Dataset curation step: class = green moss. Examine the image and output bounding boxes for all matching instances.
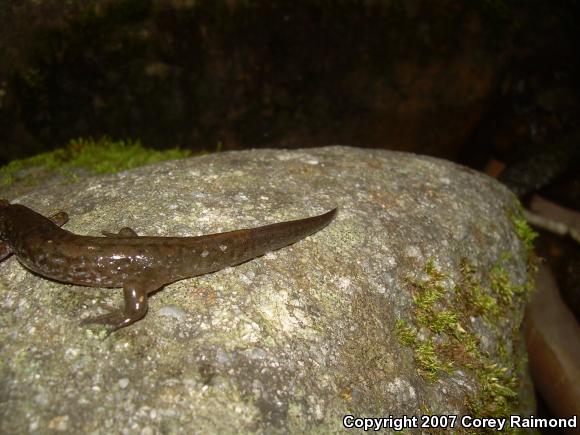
[490,264,526,306]
[429,310,459,334]
[460,260,500,319]
[397,258,528,431]
[505,202,539,304]
[508,203,538,263]
[458,259,528,431]
[0,136,193,186]
[67,137,192,174]
[412,282,445,309]
[470,363,519,419]
[415,339,454,382]
[395,319,417,347]
[396,319,453,382]
[511,215,537,256]
[400,262,464,381]
[424,257,445,280]
[470,286,499,318]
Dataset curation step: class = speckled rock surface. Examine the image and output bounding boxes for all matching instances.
[0,147,534,433]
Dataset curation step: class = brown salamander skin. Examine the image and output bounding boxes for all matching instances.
[0,199,336,335]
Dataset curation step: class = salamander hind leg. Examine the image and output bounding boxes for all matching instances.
[49,211,69,227]
[101,227,139,238]
[81,279,159,336]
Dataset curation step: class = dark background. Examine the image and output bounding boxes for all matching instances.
[1,1,578,175]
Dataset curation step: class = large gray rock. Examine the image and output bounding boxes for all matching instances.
[0,147,534,433]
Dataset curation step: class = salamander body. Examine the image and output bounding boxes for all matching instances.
[0,199,336,334]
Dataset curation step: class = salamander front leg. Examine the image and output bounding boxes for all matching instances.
[0,242,12,261]
[101,227,139,238]
[81,280,156,336]
[49,211,69,227]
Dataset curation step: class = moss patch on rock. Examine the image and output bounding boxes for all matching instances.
[396,255,533,432]
[0,136,192,187]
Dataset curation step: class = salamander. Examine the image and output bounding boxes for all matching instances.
[0,199,336,335]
